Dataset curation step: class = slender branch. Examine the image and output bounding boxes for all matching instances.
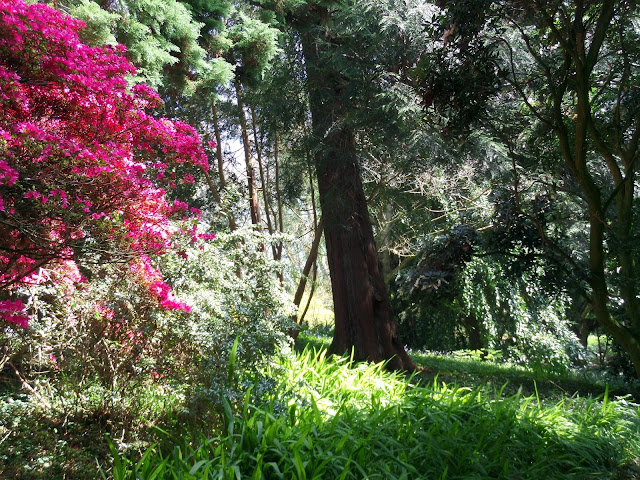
[292,217,324,309]
[585,1,616,73]
[8,360,51,409]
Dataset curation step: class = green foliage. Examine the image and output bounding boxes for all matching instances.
[60,0,215,93]
[392,223,584,374]
[0,256,193,477]
[0,382,185,480]
[462,257,583,373]
[417,0,640,377]
[66,0,118,46]
[180,0,232,39]
[0,227,295,479]
[387,157,586,374]
[411,1,505,136]
[155,227,295,410]
[225,11,280,85]
[104,347,640,479]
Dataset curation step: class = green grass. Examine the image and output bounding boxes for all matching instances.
[104,346,640,480]
[295,327,332,350]
[299,331,640,401]
[412,350,640,401]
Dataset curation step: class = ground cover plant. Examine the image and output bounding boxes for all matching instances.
[104,346,640,480]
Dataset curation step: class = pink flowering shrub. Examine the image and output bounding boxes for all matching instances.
[0,0,210,327]
[131,256,191,312]
[4,260,197,395]
[0,298,28,328]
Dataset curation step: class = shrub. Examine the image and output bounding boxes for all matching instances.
[392,236,585,373]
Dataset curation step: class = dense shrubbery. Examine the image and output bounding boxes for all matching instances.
[156,228,295,410]
[0,5,295,477]
[0,228,295,478]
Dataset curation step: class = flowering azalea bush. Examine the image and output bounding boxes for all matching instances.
[0,0,209,327]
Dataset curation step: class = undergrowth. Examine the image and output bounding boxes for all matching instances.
[104,347,640,480]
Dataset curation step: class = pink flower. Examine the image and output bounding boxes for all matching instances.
[0,299,29,328]
[0,0,212,312]
[0,160,18,186]
[182,173,194,184]
[49,353,59,370]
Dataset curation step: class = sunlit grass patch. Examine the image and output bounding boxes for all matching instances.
[296,328,333,352]
[413,349,640,401]
[106,347,640,480]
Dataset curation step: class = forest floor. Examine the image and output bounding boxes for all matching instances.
[293,330,640,479]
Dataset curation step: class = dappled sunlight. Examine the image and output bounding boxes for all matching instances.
[107,346,640,479]
[268,347,640,479]
[4,0,640,477]
[107,348,640,480]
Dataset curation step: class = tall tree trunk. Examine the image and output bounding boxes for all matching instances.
[274,133,285,260]
[299,260,318,325]
[587,203,640,378]
[524,0,640,378]
[289,156,322,340]
[293,217,324,311]
[211,101,238,232]
[272,133,285,283]
[615,161,640,336]
[307,145,318,231]
[212,102,227,189]
[378,203,394,280]
[300,16,414,371]
[574,154,640,378]
[234,78,262,228]
[251,106,275,237]
[250,107,284,281]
